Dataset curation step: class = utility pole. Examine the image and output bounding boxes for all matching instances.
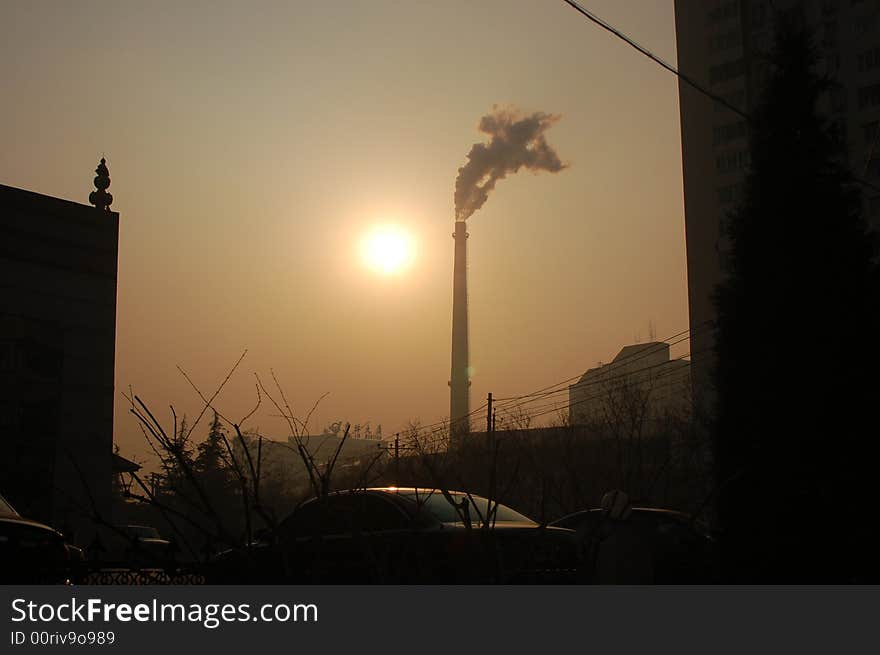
[394,433,400,485]
[487,393,498,528]
[487,392,493,435]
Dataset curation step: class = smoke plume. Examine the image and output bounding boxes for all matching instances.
[454,106,567,221]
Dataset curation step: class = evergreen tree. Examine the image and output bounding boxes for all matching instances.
[713,24,880,582]
[193,412,227,476]
[193,412,238,506]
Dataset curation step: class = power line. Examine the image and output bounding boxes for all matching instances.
[388,323,709,440]
[492,320,714,412]
[559,0,880,196]
[493,344,690,417]
[493,332,691,409]
[395,348,705,450]
[494,349,694,419]
[477,357,697,432]
[387,400,490,443]
[403,322,714,440]
[560,0,749,120]
[504,351,696,423]
[492,324,695,404]
[496,342,716,430]
[419,343,704,438]
[513,349,706,426]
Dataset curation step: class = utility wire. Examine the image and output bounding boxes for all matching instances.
[508,348,707,426]
[493,340,689,413]
[391,320,715,444]
[492,320,714,411]
[492,324,695,404]
[560,0,880,196]
[492,332,691,409]
[527,366,695,424]
[392,324,704,439]
[455,322,712,433]
[560,0,749,120]
[496,349,698,424]
[387,401,490,442]
[396,350,704,452]
[494,348,694,418]
[413,339,705,440]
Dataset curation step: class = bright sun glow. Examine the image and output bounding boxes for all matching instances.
[361,226,415,275]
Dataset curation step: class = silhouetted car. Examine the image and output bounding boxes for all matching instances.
[211,487,577,583]
[101,524,173,564]
[0,493,81,583]
[551,507,718,583]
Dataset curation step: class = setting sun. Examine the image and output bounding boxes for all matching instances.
[361,226,415,275]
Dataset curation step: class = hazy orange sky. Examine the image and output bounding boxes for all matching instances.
[1,1,688,466]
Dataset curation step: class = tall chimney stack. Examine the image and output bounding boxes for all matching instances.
[450,220,470,437]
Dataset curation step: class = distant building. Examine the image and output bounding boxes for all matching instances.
[234,433,386,494]
[568,342,691,429]
[111,452,141,501]
[0,160,118,542]
[674,1,880,407]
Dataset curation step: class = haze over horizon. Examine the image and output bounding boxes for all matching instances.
[0,1,688,468]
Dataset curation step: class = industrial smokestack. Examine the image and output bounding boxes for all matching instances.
[448,106,565,439]
[450,220,470,437]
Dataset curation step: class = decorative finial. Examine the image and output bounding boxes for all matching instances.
[89,157,113,210]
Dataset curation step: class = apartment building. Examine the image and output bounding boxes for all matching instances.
[674,0,880,405]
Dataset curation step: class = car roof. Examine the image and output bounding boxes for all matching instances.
[280,487,544,534]
[118,524,156,529]
[0,514,63,534]
[326,488,542,525]
[308,488,480,506]
[597,506,690,517]
[337,487,472,497]
[0,492,67,535]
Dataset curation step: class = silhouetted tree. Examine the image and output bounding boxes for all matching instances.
[193,414,229,483]
[192,412,238,512]
[713,24,880,581]
[156,415,196,500]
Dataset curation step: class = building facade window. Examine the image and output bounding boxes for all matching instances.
[710,58,746,84]
[824,51,842,72]
[853,13,877,37]
[713,120,749,145]
[778,6,807,28]
[823,21,839,49]
[864,156,880,177]
[750,1,771,27]
[716,150,751,174]
[858,82,880,108]
[714,88,746,112]
[709,30,741,52]
[0,341,16,371]
[830,86,848,112]
[716,183,743,204]
[0,401,21,428]
[822,0,839,16]
[857,46,880,72]
[829,118,847,146]
[708,2,739,24]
